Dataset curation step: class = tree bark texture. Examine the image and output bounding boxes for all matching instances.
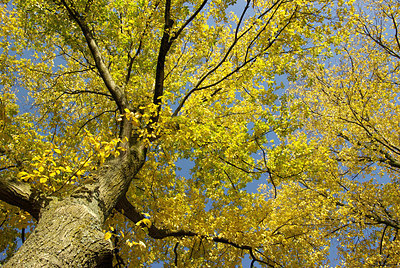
[2,142,147,267]
[4,197,113,268]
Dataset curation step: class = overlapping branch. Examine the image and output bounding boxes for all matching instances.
[116,195,278,267]
[151,0,174,124]
[58,0,128,114]
[149,0,210,127]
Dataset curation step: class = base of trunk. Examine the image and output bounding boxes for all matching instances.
[4,197,113,268]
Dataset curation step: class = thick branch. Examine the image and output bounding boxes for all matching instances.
[0,177,44,220]
[58,0,136,146]
[59,0,127,113]
[151,0,174,124]
[93,139,146,218]
[116,195,277,267]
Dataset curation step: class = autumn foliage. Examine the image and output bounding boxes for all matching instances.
[0,0,399,267]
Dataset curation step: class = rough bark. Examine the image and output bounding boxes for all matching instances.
[4,197,113,268]
[96,139,147,218]
[2,141,146,267]
[0,0,158,266]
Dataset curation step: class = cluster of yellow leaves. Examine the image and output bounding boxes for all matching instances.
[101,0,360,265]
[82,130,123,165]
[286,0,400,265]
[17,146,75,185]
[0,0,376,266]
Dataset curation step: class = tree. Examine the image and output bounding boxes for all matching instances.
[291,0,400,265]
[0,0,353,267]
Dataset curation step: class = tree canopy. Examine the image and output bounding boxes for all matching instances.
[0,0,399,267]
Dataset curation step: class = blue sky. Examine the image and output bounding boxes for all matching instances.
[2,0,386,267]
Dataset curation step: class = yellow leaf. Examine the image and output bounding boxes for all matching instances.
[132,118,140,127]
[17,171,29,178]
[138,241,146,248]
[104,232,112,240]
[136,218,152,228]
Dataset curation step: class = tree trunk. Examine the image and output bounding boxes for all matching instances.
[4,197,113,268]
[2,141,147,267]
